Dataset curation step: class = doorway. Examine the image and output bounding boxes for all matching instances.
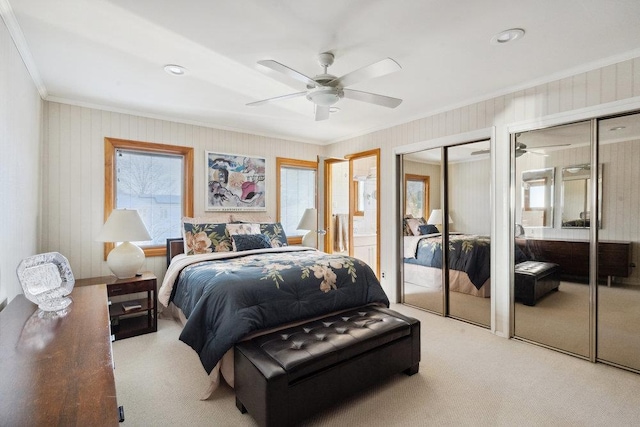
[323,149,380,277]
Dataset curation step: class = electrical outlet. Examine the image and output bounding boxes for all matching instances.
[381,272,386,278]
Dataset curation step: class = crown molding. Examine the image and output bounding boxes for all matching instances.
[0,0,47,98]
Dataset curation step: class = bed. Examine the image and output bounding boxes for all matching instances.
[158,223,389,398]
[403,233,491,297]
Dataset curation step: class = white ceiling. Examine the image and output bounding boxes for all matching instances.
[5,0,640,145]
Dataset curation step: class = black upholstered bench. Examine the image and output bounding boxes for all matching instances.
[515,261,561,306]
[234,306,420,427]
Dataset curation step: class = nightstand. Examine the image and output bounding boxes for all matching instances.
[75,272,157,340]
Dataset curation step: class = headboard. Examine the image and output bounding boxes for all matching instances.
[166,238,184,266]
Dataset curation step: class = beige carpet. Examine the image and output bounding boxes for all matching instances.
[404,282,491,327]
[515,281,640,369]
[113,303,640,426]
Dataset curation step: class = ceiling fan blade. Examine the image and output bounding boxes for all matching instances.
[315,105,330,121]
[526,150,549,156]
[471,149,490,155]
[343,89,402,108]
[257,60,318,87]
[330,58,401,88]
[246,91,306,106]
[535,143,571,149]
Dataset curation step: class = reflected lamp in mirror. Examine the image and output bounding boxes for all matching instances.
[427,209,452,232]
[297,208,319,248]
[16,252,75,312]
[96,209,151,279]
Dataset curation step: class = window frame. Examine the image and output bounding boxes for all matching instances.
[404,174,430,219]
[103,137,194,260]
[276,157,318,245]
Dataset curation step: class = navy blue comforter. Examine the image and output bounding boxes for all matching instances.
[404,234,490,289]
[170,249,389,373]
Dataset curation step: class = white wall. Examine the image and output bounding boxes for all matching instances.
[0,19,42,305]
[327,57,640,336]
[40,102,323,283]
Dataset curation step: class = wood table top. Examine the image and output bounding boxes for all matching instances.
[0,285,119,426]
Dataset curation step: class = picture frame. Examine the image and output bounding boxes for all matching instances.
[205,151,266,211]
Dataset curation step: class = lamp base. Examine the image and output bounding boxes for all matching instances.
[301,231,317,248]
[107,242,145,279]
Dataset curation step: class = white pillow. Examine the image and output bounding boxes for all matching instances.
[226,223,261,250]
[406,218,425,236]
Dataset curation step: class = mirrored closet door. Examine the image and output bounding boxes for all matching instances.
[446,142,491,327]
[402,148,444,314]
[597,112,640,371]
[513,121,592,357]
[401,140,492,328]
[513,112,640,372]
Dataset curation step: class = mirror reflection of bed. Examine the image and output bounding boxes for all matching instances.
[402,140,492,328]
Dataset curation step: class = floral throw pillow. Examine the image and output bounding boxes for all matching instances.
[259,222,288,247]
[182,218,232,255]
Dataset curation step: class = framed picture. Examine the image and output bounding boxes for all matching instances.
[205,152,266,211]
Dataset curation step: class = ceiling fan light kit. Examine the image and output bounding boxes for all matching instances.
[248,52,403,121]
[306,86,343,106]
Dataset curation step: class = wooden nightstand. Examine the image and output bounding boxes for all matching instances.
[75,272,157,340]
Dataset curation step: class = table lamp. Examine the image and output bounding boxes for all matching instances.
[427,209,453,232]
[96,209,151,279]
[297,208,319,248]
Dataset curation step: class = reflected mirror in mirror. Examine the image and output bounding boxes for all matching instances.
[521,168,554,228]
[561,164,602,228]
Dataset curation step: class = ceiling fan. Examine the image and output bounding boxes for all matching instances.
[247,52,403,121]
[471,142,570,157]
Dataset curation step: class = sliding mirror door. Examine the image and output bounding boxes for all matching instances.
[597,112,640,371]
[402,148,444,314]
[446,141,491,327]
[513,121,592,357]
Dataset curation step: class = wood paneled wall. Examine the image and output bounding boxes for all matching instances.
[0,21,43,303]
[40,103,323,283]
[448,158,491,236]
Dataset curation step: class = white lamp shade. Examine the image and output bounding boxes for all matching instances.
[297,208,317,231]
[427,209,453,225]
[297,208,318,248]
[96,209,151,242]
[96,209,151,279]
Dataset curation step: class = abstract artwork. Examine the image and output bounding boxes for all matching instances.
[205,152,266,211]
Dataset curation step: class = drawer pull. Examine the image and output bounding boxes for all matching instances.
[111,287,123,293]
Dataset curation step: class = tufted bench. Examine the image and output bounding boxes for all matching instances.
[234,306,420,427]
[515,261,561,306]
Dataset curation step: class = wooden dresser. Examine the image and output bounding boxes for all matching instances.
[516,237,632,284]
[0,285,120,426]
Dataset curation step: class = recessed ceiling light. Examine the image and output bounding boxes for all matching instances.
[490,28,525,45]
[609,126,626,131]
[164,64,187,76]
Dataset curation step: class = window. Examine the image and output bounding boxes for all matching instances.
[104,138,193,259]
[276,158,317,244]
[404,174,430,219]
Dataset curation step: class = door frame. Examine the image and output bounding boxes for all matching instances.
[345,149,381,277]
